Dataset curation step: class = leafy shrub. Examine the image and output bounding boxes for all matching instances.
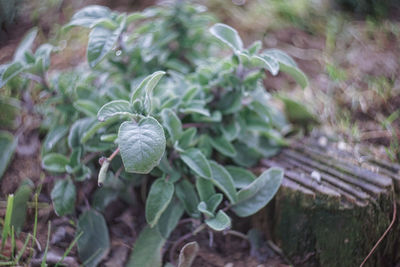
[0,2,307,266]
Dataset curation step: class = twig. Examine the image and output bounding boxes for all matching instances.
[359,194,397,267]
[107,147,120,162]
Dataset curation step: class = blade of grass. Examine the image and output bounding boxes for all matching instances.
[55,231,83,267]
[0,261,16,265]
[27,193,39,264]
[1,194,14,249]
[14,234,31,265]
[41,222,51,267]
[10,227,15,260]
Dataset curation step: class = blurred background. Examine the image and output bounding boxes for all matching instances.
[1,0,399,162]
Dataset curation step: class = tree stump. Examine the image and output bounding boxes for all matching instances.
[257,137,400,267]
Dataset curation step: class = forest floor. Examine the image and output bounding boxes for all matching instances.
[0,1,399,266]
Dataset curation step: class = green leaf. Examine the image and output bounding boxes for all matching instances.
[42,153,69,173]
[77,210,110,267]
[68,5,112,28]
[143,71,165,114]
[161,109,182,143]
[92,187,118,211]
[231,167,283,217]
[127,226,165,267]
[131,71,165,104]
[180,148,212,179]
[178,128,197,149]
[197,202,213,217]
[42,126,69,153]
[35,43,54,71]
[225,166,256,189]
[97,100,133,122]
[73,99,99,117]
[250,54,279,76]
[11,179,33,233]
[157,199,184,238]
[0,131,17,180]
[231,142,260,168]
[195,178,215,202]
[87,23,124,68]
[209,161,237,204]
[247,40,262,55]
[209,23,243,52]
[220,120,240,141]
[178,241,199,267]
[205,193,223,214]
[68,118,97,149]
[278,95,318,125]
[118,117,166,174]
[205,210,231,231]
[210,136,236,157]
[0,62,24,87]
[146,178,174,227]
[13,27,38,62]
[51,178,76,216]
[175,179,200,218]
[263,49,308,88]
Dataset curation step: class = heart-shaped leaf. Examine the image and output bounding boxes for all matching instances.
[231,167,283,217]
[118,117,166,174]
[77,210,110,267]
[51,178,76,216]
[97,100,133,121]
[180,148,212,179]
[209,23,243,52]
[146,178,174,227]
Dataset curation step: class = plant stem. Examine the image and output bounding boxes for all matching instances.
[107,147,120,162]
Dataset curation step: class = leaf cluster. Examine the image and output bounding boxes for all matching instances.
[0,2,308,266]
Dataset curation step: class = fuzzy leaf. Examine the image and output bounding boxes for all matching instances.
[73,99,99,117]
[157,199,184,238]
[68,5,112,28]
[178,241,199,267]
[42,153,69,173]
[225,166,256,189]
[210,136,236,157]
[209,161,237,204]
[263,49,308,88]
[209,23,243,52]
[231,167,283,217]
[146,178,174,227]
[0,131,17,180]
[175,180,200,218]
[161,108,182,143]
[13,27,38,62]
[51,178,76,216]
[118,117,166,174]
[87,24,124,68]
[195,178,215,202]
[11,179,33,233]
[180,148,212,179]
[0,62,24,87]
[205,210,231,231]
[97,100,133,121]
[128,226,165,267]
[77,210,110,267]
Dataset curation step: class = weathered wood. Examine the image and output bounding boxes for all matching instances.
[256,137,400,267]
